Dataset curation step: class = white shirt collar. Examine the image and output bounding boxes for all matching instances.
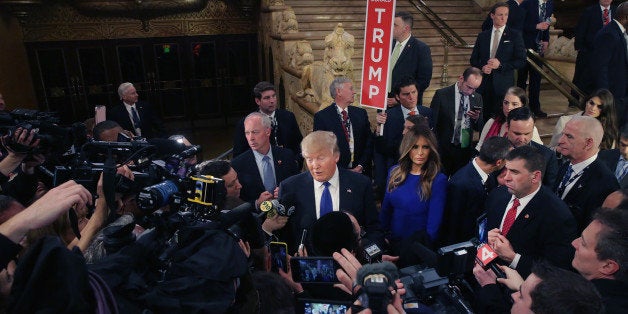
[251,147,274,163]
[401,105,417,117]
[570,153,598,174]
[492,25,506,33]
[509,183,542,210]
[472,157,489,184]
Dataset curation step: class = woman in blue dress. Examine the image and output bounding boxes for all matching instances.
[380,124,447,248]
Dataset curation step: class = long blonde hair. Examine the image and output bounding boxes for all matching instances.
[387,124,441,199]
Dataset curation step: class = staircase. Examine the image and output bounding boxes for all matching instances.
[284,0,485,104]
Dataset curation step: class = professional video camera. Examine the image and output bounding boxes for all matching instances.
[398,240,476,314]
[0,109,86,157]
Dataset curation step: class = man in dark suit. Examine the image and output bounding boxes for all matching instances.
[598,125,628,189]
[373,77,433,197]
[278,131,382,253]
[387,11,432,107]
[314,77,373,175]
[554,115,619,232]
[431,67,484,176]
[107,82,164,139]
[481,0,527,33]
[591,2,628,128]
[573,0,617,99]
[485,145,576,278]
[441,136,510,246]
[505,107,558,187]
[232,81,303,159]
[470,2,526,120]
[231,112,299,208]
[518,0,553,117]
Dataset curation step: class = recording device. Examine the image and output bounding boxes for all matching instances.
[297,299,351,314]
[362,238,383,264]
[398,240,477,314]
[269,241,288,273]
[290,257,339,283]
[0,109,85,157]
[474,241,506,279]
[471,105,483,112]
[259,199,295,218]
[297,229,307,256]
[355,262,399,314]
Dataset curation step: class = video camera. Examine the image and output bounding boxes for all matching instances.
[398,240,476,314]
[0,109,86,157]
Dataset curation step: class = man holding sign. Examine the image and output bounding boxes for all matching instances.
[484,145,576,278]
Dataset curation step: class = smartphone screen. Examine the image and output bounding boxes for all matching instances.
[269,241,288,273]
[290,257,339,283]
[298,299,350,314]
[477,213,488,244]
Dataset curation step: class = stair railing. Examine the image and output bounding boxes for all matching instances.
[407,0,474,86]
[527,49,585,105]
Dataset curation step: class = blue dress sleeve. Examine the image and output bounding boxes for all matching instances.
[426,173,448,241]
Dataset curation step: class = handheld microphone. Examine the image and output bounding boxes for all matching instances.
[476,243,506,278]
[259,199,295,217]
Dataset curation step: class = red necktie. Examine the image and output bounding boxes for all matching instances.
[409,109,416,116]
[501,198,520,236]
[341,110,350,142]
[603,8,610,26]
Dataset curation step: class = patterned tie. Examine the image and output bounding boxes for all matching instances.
[320,181,333,217]
[388,42,403,91]
[131,106,141,130]
[616,158,628,181]
[501,198,520,236]
[453,92,466,145]
[270,115,279,146]
[262,155,276,193]
[539,2,546,22]
[490,29,500,58]
[341,110,350,143]
[603,8,610,26]
[556,164,574,197]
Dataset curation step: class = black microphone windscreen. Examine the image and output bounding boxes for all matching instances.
[356,262,399,286]
[147,138,187,157]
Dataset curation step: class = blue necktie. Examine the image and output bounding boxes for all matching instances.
[557,164,573,197]
[262,155,276,193]
[320,181,332,217]
[131,106,141,129]
[616,158,628,181]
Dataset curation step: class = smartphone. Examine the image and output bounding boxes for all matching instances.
[471,105,483,112]
[476,212,488,244]
[297,299,351,314]
[269,241,288,273]
[94,105,106,124]
[290,257,339,283]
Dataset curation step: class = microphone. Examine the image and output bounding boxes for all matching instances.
[259,199,295,217]
[476,243,506,278]
[356,262,399,314]
[361,237,383,264]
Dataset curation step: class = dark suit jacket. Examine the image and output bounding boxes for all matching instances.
[232,109,303,159]
[591,279,628,314]
[313,104,373,172]
[375,104,433,158]
[553,158,619,232]
[598,148,628,188]
[521,0,554,49]
[391,37,433,104]
[575,4,618,52]
[431,84,484,149]
[106,101,164,138]
[591,21,628,113]
[278,169,383,253]
[481,0,527,33]
[441,161,488,245]
[530,141,558,188]
[230,146,300,204]
[470,26,526,96]
[485,185,576,277]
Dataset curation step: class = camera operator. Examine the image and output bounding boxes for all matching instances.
[92,120,134,142]
[0,127,45,205]
[475,207,628,313]
[474,262,603,313]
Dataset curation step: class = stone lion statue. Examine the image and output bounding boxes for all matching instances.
[297,23,355,107]
[277,9,298,34]
[288,40,314,71]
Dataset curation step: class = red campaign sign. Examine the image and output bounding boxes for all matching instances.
[360,0,396,110]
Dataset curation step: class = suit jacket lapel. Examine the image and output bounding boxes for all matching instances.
[338,170,353,211]
[508,190,541,235]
